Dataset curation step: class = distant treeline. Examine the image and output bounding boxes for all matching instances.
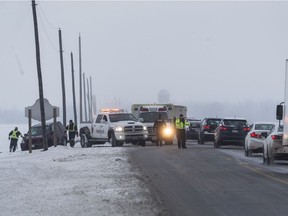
[0,100,280,125]
[184,100,280,124]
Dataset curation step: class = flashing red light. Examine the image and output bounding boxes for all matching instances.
[250,132,261,138]
[271,135,283,140]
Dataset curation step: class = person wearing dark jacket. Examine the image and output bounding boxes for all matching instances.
[66,120,78,147]
[8,127,23,152]
[153,114,166,146]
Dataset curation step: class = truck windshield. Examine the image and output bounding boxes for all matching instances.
[109,113,137,122]
[139,112,169,123]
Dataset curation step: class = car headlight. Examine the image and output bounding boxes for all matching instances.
[115,126,124,132]
[143,126,147,131]
[163,127,173,136]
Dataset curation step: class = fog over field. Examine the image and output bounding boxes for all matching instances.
[1,1,286,124]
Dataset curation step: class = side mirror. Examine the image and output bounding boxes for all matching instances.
[138,118,144,122]
[276,104,284,120]
[261,132,268,139]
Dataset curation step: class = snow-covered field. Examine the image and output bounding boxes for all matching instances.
[0,124,163,216]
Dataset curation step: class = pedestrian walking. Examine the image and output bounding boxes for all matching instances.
[66,120,78,147]
[153,114,166,146]
[175,114,190,149]
[8,127,23,152]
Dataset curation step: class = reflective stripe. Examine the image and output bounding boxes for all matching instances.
[10,130,18,139]
[175,119,190,129]
[68,124,76,132]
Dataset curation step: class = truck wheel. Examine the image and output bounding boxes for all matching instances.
[80,134,88,148]
[111,133,117,147]
[117,141,124,147]
[138,140,146,147]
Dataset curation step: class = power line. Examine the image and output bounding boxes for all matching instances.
[38,2,58,30]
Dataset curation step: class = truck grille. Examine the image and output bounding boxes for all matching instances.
[147,126,154,133]
[124,125,144,132]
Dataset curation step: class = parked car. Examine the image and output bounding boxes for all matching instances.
[244,122,275,157]
[21,121,67,151]
[262,124,288,164]
[198,118,221,144]
[186,119,201,140]
[214,118,250,148]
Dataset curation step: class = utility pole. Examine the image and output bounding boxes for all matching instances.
[79,34,83,124]
[31,0,48,151]
[90,76,93,121]
[93,95,97,117]
[83,73,87,122]
[58,28,66,127]
[71,52,77,125]
[86,78,91,121]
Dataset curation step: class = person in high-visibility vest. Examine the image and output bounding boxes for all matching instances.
[8,127,23,152]
[175,114,190,149]
[66,120,78,147]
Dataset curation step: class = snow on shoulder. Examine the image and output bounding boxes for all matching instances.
[0,142,163,216]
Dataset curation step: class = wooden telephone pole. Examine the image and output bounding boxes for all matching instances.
[79,34,83,123]
[71,52,78,125]
[58,28,66,127]
[31,0,48,151]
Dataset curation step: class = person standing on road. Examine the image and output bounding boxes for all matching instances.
[175,114,190,149]
[153,114,166,146]
[66,120,78,147]
[8,127,23,152]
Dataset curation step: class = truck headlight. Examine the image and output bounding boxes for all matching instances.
[163,127,173,137]
[115,126,124,132]
[143,126,147,131]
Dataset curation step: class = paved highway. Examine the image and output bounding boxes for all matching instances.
[129,140,288,216]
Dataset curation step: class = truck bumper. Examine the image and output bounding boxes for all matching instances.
[115,133,148,142]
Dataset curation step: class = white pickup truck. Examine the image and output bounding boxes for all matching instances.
[79,110,148,147]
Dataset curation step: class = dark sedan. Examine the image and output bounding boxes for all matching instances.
[21,121,67,151]
[214,118,250,148]
[186,119,201,140]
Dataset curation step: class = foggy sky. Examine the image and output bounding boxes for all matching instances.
[0,0,287,123]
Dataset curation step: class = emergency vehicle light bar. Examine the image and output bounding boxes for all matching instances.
[100,108,124,113]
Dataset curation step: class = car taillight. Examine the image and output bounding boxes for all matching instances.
[250,132,261,138]
[271,135,283,140]
[220,126,228,131]
[243,127,250,131]
[203,125,210,129]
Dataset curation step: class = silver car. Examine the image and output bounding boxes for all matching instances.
[262,124,286,164]
[244,122,275,157]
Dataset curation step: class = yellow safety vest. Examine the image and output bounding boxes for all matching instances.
[175,119,189,129]
[10,130,19,139]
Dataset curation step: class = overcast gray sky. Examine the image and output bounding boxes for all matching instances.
[0,0,287,121]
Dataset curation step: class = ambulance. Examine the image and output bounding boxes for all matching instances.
[131,104,187,144]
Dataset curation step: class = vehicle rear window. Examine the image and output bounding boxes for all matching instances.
[255,124,274,130]
[223,120,247,127]
[207,119,221,126]
[189,121,201,128]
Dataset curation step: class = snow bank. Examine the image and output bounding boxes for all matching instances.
[0,124,162,216]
